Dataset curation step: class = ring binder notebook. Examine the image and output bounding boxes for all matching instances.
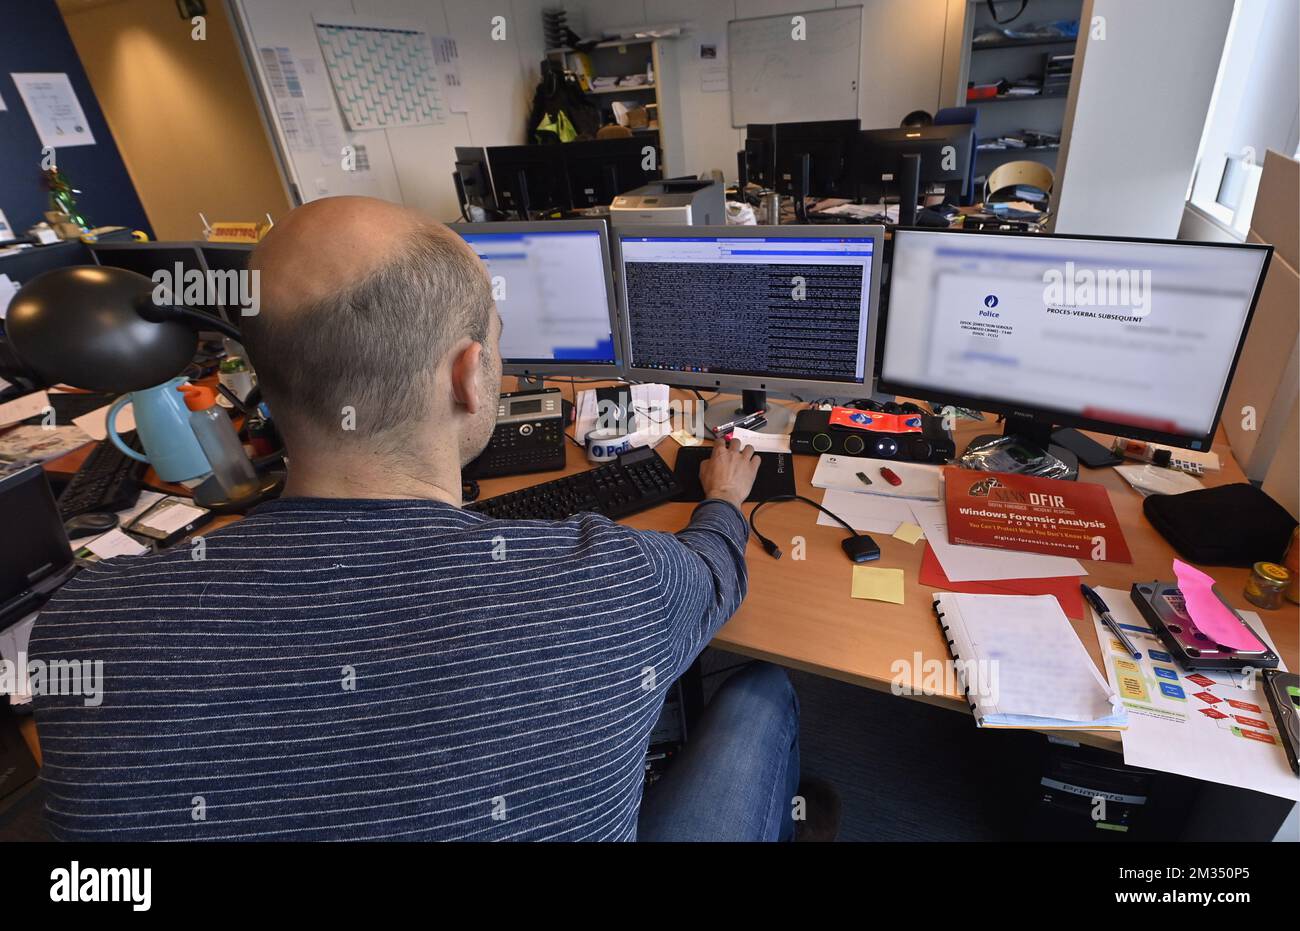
[931,593,1127,730]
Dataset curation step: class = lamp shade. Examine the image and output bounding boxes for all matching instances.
[6,265,198,393]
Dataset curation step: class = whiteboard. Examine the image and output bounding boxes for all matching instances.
[227,0,405,208]
[728,6,862,127]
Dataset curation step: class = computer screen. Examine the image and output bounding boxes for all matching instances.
[772,119,860,198]
[878,229,1272,449]
[485,146,571,218]
[744,124,777,188]
[93,242,234,327]
[92,242,206,280]
[565,136,661,208]
[618,226,883,395]
[455,221,619,376]
[852,124,975,202]
[454,146,496,212]
[199,245,252,324]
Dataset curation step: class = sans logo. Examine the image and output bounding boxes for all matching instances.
[983,294,999,308]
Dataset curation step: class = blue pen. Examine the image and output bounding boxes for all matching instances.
[1081,584,1141,659]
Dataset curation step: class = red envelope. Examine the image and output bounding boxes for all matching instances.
[917,543,1086,620]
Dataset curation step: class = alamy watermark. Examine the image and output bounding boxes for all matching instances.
[891,651,1000,704]
[151,263,261,316]
[1042,261,1152,319]
[0,652,103,706]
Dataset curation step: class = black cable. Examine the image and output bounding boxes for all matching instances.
[748,493,861,560]
[986,0,1028,24]
[690,388,718,411]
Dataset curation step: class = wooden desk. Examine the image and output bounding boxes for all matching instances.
[20,387,1298,764]
[471,389,1298,752]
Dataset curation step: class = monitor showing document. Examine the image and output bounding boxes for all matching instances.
[455,221,620,377]
[878,229,1272,449]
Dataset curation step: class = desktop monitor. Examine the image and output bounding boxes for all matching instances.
[564,136,662,209]
[877,228,1273,456]
[91,241,206,281]
[485,145,571,219]
[91,241,229,326]
[744,124,778,189]
[454,220,621,379]
[617,225,884,431]
[852,124,976,215]
[772,119,861,198]
[454,146,497,213]
[199,243,253,325]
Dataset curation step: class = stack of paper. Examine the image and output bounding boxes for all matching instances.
[935,592,1125,729]
[811,455,942,499]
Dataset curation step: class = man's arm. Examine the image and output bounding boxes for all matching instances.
[634,440,760,679]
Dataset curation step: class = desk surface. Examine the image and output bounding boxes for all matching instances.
[27,385,1298,762]
[471,388,1298,751]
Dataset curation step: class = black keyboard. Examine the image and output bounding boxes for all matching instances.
[57,433,148,519]
[467,446,680,522]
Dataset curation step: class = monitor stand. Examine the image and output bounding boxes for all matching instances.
[966,411,1080,480]
[702,389,795,436]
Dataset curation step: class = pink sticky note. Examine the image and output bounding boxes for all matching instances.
[1173,560,1266,651]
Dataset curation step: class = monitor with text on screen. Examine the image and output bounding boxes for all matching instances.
[618,225,884,430]
[454,220,621,378]
[878,228,1272,452]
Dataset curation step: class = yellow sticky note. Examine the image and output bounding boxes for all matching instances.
[892,522,925,545]
[851,566,905,604]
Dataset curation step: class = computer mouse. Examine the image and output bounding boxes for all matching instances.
[64,512,119,540]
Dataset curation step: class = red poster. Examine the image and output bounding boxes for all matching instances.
[943,468,1132,563]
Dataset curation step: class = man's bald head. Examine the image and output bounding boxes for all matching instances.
[242,197,495,451]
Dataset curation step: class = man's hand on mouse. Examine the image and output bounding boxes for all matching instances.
[700,437,761,508]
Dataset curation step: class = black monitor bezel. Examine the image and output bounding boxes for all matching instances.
[616,223,885,399]
[875,226,1275,452]
[485,145,573,214]
[852,124,976,199]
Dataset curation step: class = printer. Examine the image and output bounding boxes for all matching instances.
[609,179,725,227]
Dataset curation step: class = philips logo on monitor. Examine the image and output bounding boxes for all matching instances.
[1042,261,1153,320]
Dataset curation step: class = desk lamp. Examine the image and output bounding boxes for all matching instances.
[5,265,282,511]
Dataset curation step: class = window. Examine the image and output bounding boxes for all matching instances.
[1187,0,1300,238]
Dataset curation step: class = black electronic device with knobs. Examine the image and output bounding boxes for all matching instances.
[463,388,567,479]
[790,409,955,463]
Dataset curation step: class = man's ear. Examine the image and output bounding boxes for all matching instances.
[449,339,483,415]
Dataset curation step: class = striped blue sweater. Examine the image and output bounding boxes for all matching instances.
[28,496,749,841]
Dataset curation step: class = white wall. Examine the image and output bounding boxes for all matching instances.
[1052,0,1234,237]
[570,0,958,178]
[1188,0,1300,217]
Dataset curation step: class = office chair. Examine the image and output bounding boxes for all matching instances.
[984,159,1055,204]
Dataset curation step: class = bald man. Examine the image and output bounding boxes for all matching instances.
[29,197,806,842]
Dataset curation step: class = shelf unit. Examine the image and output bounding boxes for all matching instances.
[544,35,682,176]
[954,0,1084,196]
